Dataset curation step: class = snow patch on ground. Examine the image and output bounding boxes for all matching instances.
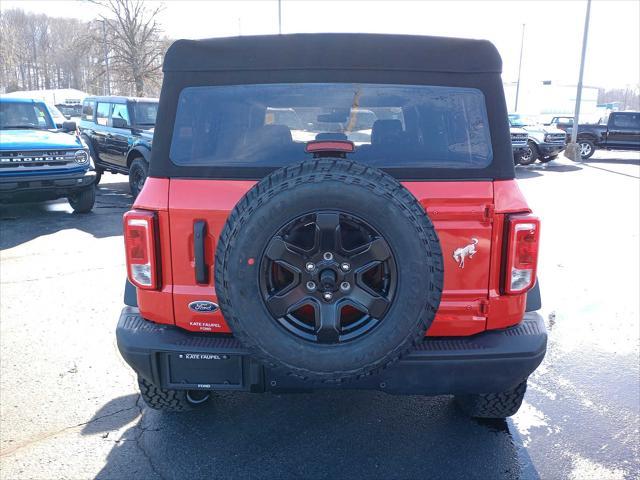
[512,401,548,447]
[567,453,626,480]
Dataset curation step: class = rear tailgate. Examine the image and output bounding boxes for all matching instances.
[168,180,254,333]
[405,182,494,336]
[167,179,494,336]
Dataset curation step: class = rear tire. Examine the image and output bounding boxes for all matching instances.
[129,158,148,198]
[68,186,95,213]
[455,380,527,419]
[137,377,211,412]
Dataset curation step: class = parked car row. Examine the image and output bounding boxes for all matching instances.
[509,111,640,164]
[2,88,638,214]
[0,94,158,213]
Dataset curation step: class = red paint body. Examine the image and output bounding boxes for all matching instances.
[133,177,532,336]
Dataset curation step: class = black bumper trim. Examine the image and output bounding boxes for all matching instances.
[123,279,138,307]
[526,279,541,312]
[117,307,547,395]
[537,143,566,155]
[0,169,96,200]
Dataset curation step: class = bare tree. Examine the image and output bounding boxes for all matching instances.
[91,0,165,97]
[0,4,169,97]
[598,87,640,111]
[0,9,103,95]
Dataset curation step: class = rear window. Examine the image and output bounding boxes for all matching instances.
[131,102,158,127]
[170,83,493,169]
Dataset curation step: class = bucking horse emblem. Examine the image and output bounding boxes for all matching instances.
[453,238,478,268]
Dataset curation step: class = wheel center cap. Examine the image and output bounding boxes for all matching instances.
[319,268,338,290]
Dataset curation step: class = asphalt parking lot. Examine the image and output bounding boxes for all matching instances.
[1,151,638,480]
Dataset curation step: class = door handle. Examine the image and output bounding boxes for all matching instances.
[193,220,208,284]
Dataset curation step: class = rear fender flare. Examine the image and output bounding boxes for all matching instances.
[127,146,150,168]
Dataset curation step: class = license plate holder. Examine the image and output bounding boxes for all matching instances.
[164,352,243,389]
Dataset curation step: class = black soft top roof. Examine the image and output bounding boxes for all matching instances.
[163,33,502,74]
[152,33,515,181]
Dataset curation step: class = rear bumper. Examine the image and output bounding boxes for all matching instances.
[117,307,547,395]
[0,169,96,201]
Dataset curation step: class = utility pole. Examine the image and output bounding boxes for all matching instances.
[514,23,525,112]
[278,0,282,34]
[566,0,592,161]
[101,20,111,96]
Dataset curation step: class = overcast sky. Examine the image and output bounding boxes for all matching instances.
[3,0,639,89]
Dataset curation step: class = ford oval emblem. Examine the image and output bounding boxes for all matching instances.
[188,301,219,313]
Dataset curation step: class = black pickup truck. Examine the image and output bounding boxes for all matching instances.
[574,111,640,159]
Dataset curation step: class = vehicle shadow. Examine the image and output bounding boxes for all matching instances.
[515,162,582,180]
[0,181,132,250]
[91,391,540,480]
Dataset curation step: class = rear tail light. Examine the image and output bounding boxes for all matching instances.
[123,209,158,289]
[504,214,540,294]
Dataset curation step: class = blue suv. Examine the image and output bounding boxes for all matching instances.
[0,97,96,213]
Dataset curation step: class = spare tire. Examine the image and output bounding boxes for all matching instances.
[215,159,443,382]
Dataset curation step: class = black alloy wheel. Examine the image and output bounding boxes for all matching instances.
[260,211,396,344]
[519,142,538,165]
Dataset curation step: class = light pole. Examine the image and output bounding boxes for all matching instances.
[278,0,282,34]
[566,0,592,161]
[514,23,525,112]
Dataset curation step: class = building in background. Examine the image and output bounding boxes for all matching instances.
[504,81,602,123]
[2,88,88,107]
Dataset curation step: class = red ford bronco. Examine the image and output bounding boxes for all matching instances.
[117,34,545,418]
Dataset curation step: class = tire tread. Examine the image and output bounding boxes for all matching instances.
[455,381,527,418]
[137,377,207,412]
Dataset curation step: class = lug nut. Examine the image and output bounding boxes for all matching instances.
[323,292,333,301]
[340,262,350,272]
[323,252,333,261]
[306,281,316,291]
[340,281,350,291]
[306,262,316,271]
